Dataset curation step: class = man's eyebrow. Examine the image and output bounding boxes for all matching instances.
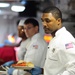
[44,18,50,20]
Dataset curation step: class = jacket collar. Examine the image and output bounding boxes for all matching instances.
[31,33,41,40]
[55,27,66,37]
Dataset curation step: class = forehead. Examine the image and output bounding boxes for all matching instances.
[42,13,54,19]
[24,23,33,27]
[18,26,23,29]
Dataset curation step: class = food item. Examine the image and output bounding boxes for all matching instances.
[12,62,26,66]
[12,60,27,66]
[17,60,25,64]
[26,62,34,67]
[12,61,34,67]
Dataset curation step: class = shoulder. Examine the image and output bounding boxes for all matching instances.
[20,38,30,46]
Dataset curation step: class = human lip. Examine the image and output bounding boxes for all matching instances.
[44,28,50,34]
[44,27,49,31]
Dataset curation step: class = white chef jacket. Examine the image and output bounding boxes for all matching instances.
[17,38,30,60]
[24,33,47,67]
[13,33,47,75]
[44,27,75,75]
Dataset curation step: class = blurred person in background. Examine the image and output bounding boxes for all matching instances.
[1,20,24,47]
[16,20,30,61]
[4,20,24,47]
[2,19,30,68]
[0,20,26,65]
[23,18,47,67]
[7,18,47,75]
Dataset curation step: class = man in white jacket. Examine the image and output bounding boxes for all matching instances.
[10,18,47,75]
[41,6,75,75]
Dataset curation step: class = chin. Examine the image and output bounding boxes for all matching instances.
[45,32,49,34]
[27,36,31,38]
[45,31,50,34]
[27,36,29,38]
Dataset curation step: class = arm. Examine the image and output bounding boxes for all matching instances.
[24,40,47,67]
[57,45,75,75]
[2,61,16,67]
[5,40,22,47]
[23,39,47,75]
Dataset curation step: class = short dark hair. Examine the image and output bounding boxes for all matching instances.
[24,18,39,27]
[43,6,62,22]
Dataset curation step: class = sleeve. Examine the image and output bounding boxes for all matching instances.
[18,39,30,60]
[24,40,47,68]
[12,69,27,75]
[57,42,75,75]
[17,48,26,60]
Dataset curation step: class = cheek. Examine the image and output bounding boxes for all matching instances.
[18,32,21,35]
[24,30,28,33]
[25,30,31,36]
[30,29,36,35]
[48,22,55,28]
[24,31,28,36]
[47,24,51,28]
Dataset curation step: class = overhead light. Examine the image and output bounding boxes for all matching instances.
[11,5,25,12]
[0,3,10,7]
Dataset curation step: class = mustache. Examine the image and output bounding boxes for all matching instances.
[43,26,50,30]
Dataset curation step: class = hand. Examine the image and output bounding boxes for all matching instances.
[2,60,15,67]
[17,60,25,64]
[7,67,15,75]
[29,66,43,75]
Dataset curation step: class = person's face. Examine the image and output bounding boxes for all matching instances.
[24,23,38,38]
[41,13,61,34]
[17,26,25,37]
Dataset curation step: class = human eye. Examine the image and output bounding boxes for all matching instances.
[45,19,51,23]
[27,27,32,30]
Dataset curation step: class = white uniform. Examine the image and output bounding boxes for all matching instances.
[44,27,75,75]
[17,38,30,60]
[13,33,47,75]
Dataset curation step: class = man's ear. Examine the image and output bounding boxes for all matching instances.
[35,26,39,32]
[58,18,61,21]
[57,18,61,25]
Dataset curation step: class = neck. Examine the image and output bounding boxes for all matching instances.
[51,30,57,37]
[51,26,62,37]
[22,38,27,41]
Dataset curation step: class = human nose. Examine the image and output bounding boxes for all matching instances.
[24,28,28,33]
[24,29,28,35]
[42,21,47,27]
